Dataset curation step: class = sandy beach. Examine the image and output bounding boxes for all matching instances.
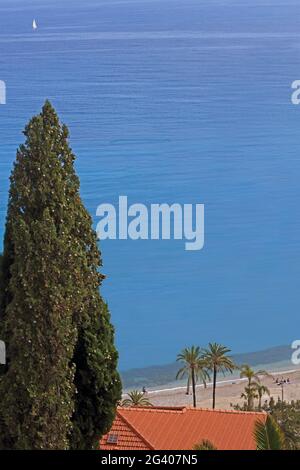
[143,369,300,410]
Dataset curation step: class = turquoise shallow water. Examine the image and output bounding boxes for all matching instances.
[0,0,300,369]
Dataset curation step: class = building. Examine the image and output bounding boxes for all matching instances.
[100,406,266,450]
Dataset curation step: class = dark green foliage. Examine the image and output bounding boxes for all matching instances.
[254,415,285,450]
[70,303,122,450]
[233,396,300,450]
[193,439,218,450]
[0,228,14,329]
[0,101,121,449]
[262,398,300,450]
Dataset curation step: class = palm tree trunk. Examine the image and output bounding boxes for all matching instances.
[191,367,196,408]
[212,366,217,409]
[186,376,190,395]
[248,378,252,411]
[258,395,262,411]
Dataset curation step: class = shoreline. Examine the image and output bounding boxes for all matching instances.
[145,368,298,396]
[121,347,297,393]
[144,368,300,410]
[123,363,299,396]
[122,366,300,410]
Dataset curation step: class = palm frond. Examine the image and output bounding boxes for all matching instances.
[194,439,217,450]
[254,416,285,450]
[121,390,152,408]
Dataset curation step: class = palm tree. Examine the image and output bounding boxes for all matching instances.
[239,364,270,386]
[239,365,270,410]
[241,385,259,411]
[121,390,152,407]
[201,343,236,409]
[176,346,210,408]
[254,415,285,450]
[253,382,270,411]
[194,439,217,450]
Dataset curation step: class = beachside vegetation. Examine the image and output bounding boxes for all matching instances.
[232,374,300,449]
[176,343,236,409]
[193,439,217,450]
[254,415,285,450]
[121,390,152,407]
[263,398,300,450]
[239,365,270,411]
[253,382,270,411]
[176,346,210,408]
[201,343,236,409]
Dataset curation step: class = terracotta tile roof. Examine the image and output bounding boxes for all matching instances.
[100,412,153,450]
[100,406,267,450]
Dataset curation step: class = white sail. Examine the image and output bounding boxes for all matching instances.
[32,19,37,30]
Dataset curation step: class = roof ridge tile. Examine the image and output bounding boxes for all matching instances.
[185,406,266,415]
[118,405,266,416]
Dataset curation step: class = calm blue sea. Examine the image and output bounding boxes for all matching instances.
[0,0,300,370]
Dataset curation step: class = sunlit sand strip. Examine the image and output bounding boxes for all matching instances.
[122,368,298,397]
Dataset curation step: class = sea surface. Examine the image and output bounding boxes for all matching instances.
[0,0,300,370]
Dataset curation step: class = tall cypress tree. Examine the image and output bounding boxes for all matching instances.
[0,101,121,449]
[71,302,121,450]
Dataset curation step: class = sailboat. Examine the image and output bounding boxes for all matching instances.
[32,19,37,31]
